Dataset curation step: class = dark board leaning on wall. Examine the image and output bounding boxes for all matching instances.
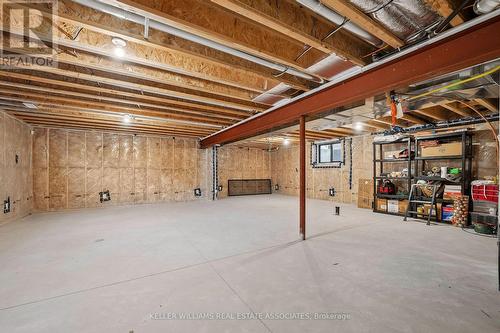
[228,179,272,196]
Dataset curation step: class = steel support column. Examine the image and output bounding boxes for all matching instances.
[299,115,306,240]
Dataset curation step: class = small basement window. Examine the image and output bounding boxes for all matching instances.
[312,140,343,167]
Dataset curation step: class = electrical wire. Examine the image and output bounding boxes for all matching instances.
[404,65,500,101]
[363,0,395,15]
[294,17,350,63]
[456,99,499,160]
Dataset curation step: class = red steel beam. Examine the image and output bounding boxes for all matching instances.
[201,15,500,148]
[299,115,306,241]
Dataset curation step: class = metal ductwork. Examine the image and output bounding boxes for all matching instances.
[474,0,500,14]
[295,0,384,47]
[73,0,322,83]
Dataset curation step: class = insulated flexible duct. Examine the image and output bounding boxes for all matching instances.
[474,0,500,14]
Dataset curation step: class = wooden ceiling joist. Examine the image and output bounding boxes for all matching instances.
[0,83,246,121]
[320,0,404,48]
[413,105,451,121]
[440,101,474,117]
[7,111,213,136]
[3,65,260,112]
[0,94,233,127]
[400,114,427,125]
[102,0,319,74]
[4,107,216,132]
[424,0,464,27]
[0,81,247,120]
[208,0,369,66]
[19,119,204,138]
[24,0,312,92]
[0,72,242,116]
[474,98,498,113]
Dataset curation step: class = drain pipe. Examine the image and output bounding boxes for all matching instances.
[295,0,384,47]
[73,0,323,83]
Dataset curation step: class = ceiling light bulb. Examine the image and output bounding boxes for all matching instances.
[123,114,132,123]
[111,37,127,48]
[114,47,125,58]
[354,122,363,131]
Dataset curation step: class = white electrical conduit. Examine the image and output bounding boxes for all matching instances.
[296,0,384,47]
[73,0,322,83]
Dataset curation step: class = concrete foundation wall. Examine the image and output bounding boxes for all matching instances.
[0,113,33,224]
[32,128,208,212]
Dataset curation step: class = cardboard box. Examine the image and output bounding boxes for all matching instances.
[376,198,387,212]
[422,203,442,220]
[387,200,399,213]
[399,200,409,214]
[421,142,462,157]
[357,179,374,209]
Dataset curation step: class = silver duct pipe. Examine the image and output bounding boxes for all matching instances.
[295,0,384,47]
[474,0,500,14]
[73,0,321,82]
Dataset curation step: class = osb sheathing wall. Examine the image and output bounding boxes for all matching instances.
[0,113,33,224]
[32,128,207,212]
[270,135,373,204]
[217,146,272,198]
[470,122,499,179]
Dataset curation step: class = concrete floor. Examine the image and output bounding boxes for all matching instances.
[0,194,498,332]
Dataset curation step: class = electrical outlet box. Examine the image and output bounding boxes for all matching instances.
[194,188,202,197]
[217,185,223,192]
[329,188,336,197]
[3,197,11,214]
[275,184,279,191]
[99,190,111,203]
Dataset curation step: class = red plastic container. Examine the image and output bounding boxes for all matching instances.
[472,184,499,203]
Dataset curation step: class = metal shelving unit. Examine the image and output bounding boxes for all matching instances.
[408,131,473,222]
[373,137,413,216]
